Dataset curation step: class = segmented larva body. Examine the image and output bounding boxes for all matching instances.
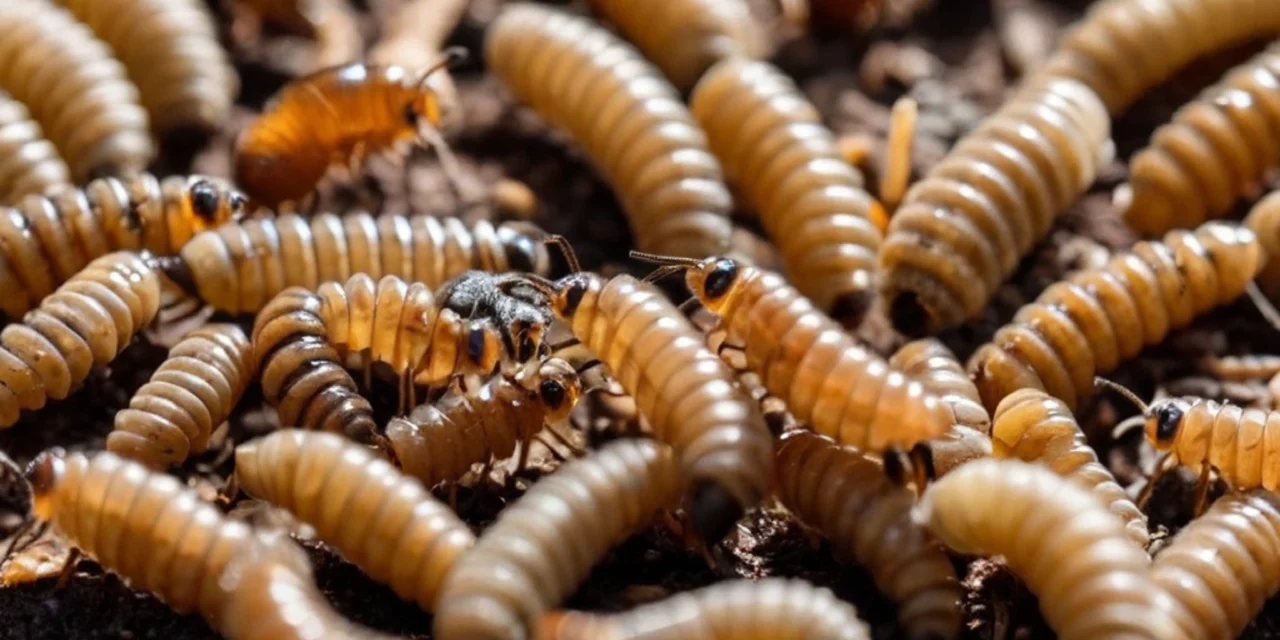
[928,424,992,478]
[486,4,734,259]
[0,251,159,428]
[108,324,255,469]
[433,438,681,640]
[585,0,765,91]
[1032,0,1280,114]
[917,460,1176,640]
[1142,396,1280,491]
[235,430,477,612]
[1150,490,1280,640]
[386,357,582,488]
[1203,353,1280,381]
[992,388,1149,547]
[889,338,990,433]
[0,91,69,204]
[879,77,1112,335]
[539,578,872,640]
[55,0,238,136]
[174,212,549,316]
[775,432,960,640]
[968,222,1263,413]
[0,172,245,320]
[1245,190,1280,298]
[690,58,881,322]
[541,272,774,542]
[0,0,152,179]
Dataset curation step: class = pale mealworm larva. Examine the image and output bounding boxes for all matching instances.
[1132,391,1280,492]
[0,251,160,428]
[879,77,1112,335]
[1245,190,1280,299]
[0,0,152,179]
[991,388,1149,547]
[0,91,69,204]
[539,578,872,640]
[776,431,961,640]
[689,58,882,323]
[108,323,256,469]
[432,438,682,640]
[234,430,476,612]
[1202,353,1280,382]
[485,4,734,259]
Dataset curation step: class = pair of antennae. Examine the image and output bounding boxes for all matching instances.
[630,251,698,284]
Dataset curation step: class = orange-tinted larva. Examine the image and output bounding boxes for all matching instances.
[1119,43,1280,236]
[432,438,681,640]
[1150,490,1280,640]
[55,0,238,136]
[108,323,256,469]
[485,4,734,259]
[879,77,1112,335]
[169,212,549,316]
[0,0,152,179]
[584,0,765,91]
[0,172,245,321]
[0,251,160,428]
[889,338,990,433]
[967,222,1263,413]
[539,578,873,640]
[0,91,69,204]
[234,430,477,612]
[386,357,583,488]
[689,58,882,323]
[775,431,961,640]
[916,459,1178,640]
[991,388,1149,547]
[1245,190,1280,299]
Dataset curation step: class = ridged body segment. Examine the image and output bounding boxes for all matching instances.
[1245,190,1280,299]
[0,91,69,203]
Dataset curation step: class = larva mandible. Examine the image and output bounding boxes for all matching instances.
[1245,190,1280,299]
[0,0,152,180]
[775,431,961,640]
[0,91,69,204]
[234,430,477,612]
[584,0,765,91]
[991,388,1149,547]
[1119,43,1280,236]
[689,58,882,323]
[916,459,1178,640]
[108,323,256,469]
[879,77,1112,335]
[1149,490,1280,640]
[485,4,734,259]
[539,578,873,640]
[54,0,238,136]
[0,172,245,321]
[0,251,160,429]
[888,338,990,433]
[967,222,1263,413]
[432,438,682,640]
[167,212,549,316]
[385,356,582,489]
[1202,353,1280,382]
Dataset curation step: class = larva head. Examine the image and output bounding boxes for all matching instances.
[1145,399,1189,450]
[547,273,599,321]
[183,177,249,231]
[25,450,66,522]
[686,257,744,313]
[462,321,503,376]
[534,358,582,421]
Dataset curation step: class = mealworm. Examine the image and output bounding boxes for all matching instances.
[889,338,990,433]
[0,91,69,204]
[0,251,160,428]
[584,0,765,91]
[689,58,882,323]
[539,578,872,640]
[55,0,238,136]
[386,356,582,488]
[1245,190,1280,299]
[1150,490,1280,640]
[0,0,152,179]
[776,431,960,640]
[168,212,549,316]
[1202,353,1280,381]
[485,4,733,259]
[235,430,476,612]
[991,388,1149,547]
[108,323,255,469]
[968,221,1262,413]
[433,438,682,640]
[879,77,1112,335]
[916,459,1177,640]
[0,172,245,321]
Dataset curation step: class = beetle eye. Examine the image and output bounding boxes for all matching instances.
[403,103,419,126]
[539,380,566,408]
[190,181,221,221]
[703,260,738,299]
[1154,404,1183,442]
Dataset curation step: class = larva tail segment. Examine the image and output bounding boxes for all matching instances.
[879,77,1111,335]
[0,91,70,204]
[108,324,256,469]
[539,578,873,640]
[234,430,476,612]
[776,432,961,640]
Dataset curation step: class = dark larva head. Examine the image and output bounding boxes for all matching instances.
[686,258,741,312]
[1146,400,1187,449]
[689,481,744,544]
[552,273,593,319]
[25,450,66,521]
[536,358,583,421]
